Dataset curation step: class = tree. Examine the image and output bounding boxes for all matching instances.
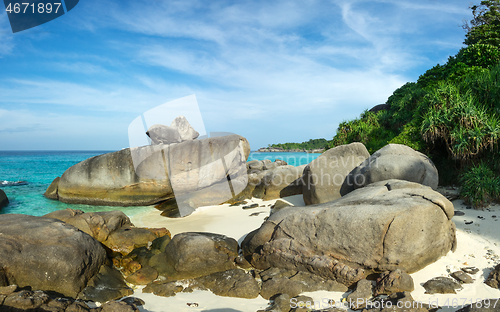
[463,0,500,47]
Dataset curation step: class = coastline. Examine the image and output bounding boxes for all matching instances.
[126,194,500,312]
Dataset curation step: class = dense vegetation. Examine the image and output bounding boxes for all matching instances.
[268,138,329,151]
[331,0,500,208]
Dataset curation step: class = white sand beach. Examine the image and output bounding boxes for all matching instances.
[128,193,500,312]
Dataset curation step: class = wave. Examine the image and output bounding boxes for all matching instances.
[1,180,28,186]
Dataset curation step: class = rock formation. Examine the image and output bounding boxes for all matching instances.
[243,179,456,286]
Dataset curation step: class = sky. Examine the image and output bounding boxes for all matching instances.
[0,0,476,151]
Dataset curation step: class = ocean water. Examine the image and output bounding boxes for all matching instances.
[0,150,319,216]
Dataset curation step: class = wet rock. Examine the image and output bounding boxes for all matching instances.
[423,277,463,294]
[374,269,414,296]
[243,203,259,209]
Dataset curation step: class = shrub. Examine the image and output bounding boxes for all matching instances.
[459,162,500,208]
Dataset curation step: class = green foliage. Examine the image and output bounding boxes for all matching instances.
[459,162,500,208]
[388,123,427,152]
[332,110,396,154]
[463,0,500,47]
[418,44,500,88]
[270,138,329,151]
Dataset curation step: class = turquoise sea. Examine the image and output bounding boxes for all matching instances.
[0,151,319,216]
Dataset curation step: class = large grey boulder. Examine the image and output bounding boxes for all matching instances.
[55,134,250,208]
[43,177,59,200]
[258,165,307,200]
[146,124,182,145]
[344,144,439,192]
[303,142,370,205]
[149,232,239,281]
[244,179,456,286]
[0,214,107,298]
[0,189,8,209]
[170,116,199,142]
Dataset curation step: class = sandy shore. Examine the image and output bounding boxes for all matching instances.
[127,194,500,312]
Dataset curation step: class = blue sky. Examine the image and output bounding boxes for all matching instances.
[0,0,475,150]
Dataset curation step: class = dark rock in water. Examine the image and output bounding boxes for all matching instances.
[0,189,8,209]
[259,267,347,300]
[78,265,133,302]
[451,271,473,284]
[423,276,462,294]
[486,263,500,289]
[125,266,158,285]
[244,180,456,286]
[462,267,479,275]
[374,269,414,296]
[193,269,260,299]
[454,211,465,216]
[344,144,439,192]
[0,180,28,186]
[143,281,184,297]
[303,142,370,205]
[149,232,239,281]
[44,177,60,200]
[347,279,373,310]
[0,214,107,298]
[54,134,250,209]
